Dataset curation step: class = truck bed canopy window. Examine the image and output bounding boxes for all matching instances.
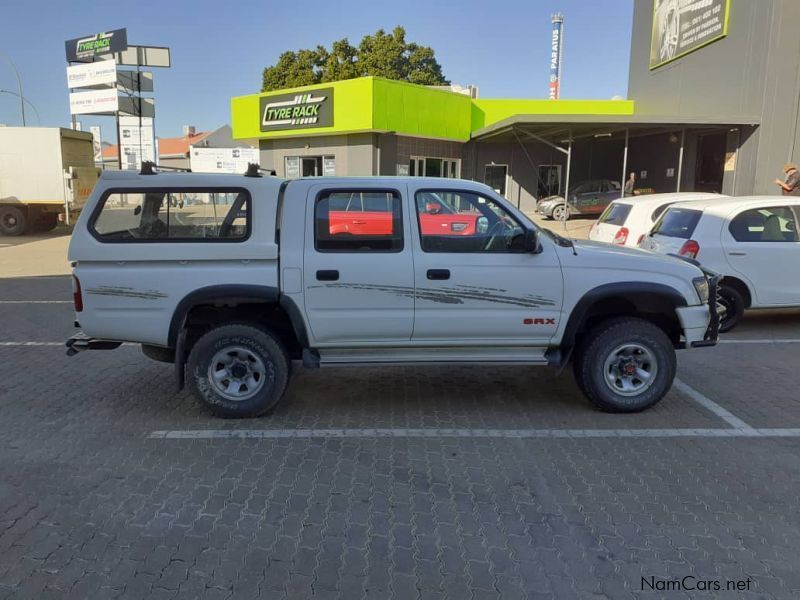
[90,188,251,242]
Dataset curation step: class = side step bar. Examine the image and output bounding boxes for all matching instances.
[66,334,122,356]
[313,346,549,367]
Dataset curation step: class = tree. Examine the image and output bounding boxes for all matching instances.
[320,39,360,83]
[261,26,448,91]
[261,47,327,91]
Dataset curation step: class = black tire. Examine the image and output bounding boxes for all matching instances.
[574,317,677,413]
[186,323,289,418]
[141,344,175,364]
[717,284,744,333]
[0,206,27,236]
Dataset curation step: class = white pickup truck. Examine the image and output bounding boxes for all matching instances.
[66,168,719,417]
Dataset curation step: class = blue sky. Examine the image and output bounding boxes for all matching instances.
[0,0,633,140]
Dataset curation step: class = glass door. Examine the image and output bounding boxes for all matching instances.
[302,157,323,177]
[484,164,508,195]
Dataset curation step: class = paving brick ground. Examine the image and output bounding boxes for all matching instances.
[2,273,800,598]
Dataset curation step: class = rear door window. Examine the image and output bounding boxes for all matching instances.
[315,190,403,252]
[652,208,702,239]
[598,202,632,226]
[728,207,799,242]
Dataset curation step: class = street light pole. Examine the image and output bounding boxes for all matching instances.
[0,50,26,126]
[0,90,40,124]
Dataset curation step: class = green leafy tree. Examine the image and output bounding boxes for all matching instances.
[261,47,327,91]
[320,39,360,82]
[261,26,448,91]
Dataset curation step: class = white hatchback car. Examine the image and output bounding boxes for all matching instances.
[639,196,800,331]
[589,193,724,247]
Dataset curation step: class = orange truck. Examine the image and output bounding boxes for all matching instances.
[0,127,100,235]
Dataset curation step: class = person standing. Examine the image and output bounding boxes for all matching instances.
[624,172,636,196]
[774,163,800,196]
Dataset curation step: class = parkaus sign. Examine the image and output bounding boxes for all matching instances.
[260,88,334,131]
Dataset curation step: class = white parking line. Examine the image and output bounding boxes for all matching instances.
[0,341,64,346]
[0,300,71,304]
[718,339,800,344]
[149,427,800,440]
[0,341,135,346]
[673,378,755,430]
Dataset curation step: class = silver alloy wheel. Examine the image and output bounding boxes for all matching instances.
[602,343,658,397]
[552,205,568,221]
[207,346,268,401]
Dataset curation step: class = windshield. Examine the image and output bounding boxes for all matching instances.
[652,208,702,239]
[598,202,632,226]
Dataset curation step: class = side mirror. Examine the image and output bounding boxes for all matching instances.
[524,229,540,253]
[425,202,440,214]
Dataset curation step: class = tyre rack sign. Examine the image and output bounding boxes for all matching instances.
[65,28,128,62]
[649,0,730,70]
[260,88,334,131]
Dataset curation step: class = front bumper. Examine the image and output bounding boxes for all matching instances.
[65,333,122,356]
[676,274,721,348]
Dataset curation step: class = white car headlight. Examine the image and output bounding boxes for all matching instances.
[692,276,709,304]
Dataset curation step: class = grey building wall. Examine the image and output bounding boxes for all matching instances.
[199,125,247,149]
[628,0,800,194]
[259,133,375,177]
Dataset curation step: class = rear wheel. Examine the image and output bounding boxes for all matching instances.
[0,206,27,236]
[717,284,744,333]
[186,323,289,418]
[574,317,676,412]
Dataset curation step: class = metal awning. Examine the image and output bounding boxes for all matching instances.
[471,113,761,142]
[472,114,760,230]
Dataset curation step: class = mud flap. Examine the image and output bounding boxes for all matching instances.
[174,327,187,391]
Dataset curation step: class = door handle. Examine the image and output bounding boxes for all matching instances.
[316,270,339,281]
[728,252,747,256]
[427,269,450,280]
[351,220,366,225]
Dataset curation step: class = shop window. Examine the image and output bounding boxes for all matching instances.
[315,190,403,252]
[409,157,459,178]
[91,190,250,242]
[284,155,335,178]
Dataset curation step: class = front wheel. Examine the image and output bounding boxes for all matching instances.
[551,204,570,221]
[574,317,676,413]
[186,323,289,418]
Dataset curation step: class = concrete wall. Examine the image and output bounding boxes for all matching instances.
[259,133,375,177]
[628,0,800,194]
